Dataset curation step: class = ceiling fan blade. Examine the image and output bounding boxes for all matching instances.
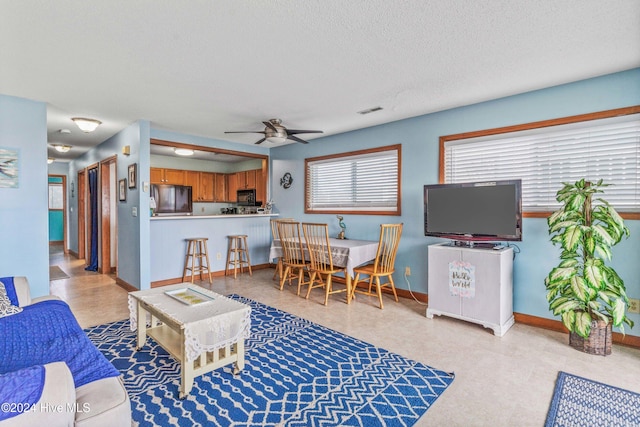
[254,137,267,145]
[285,129,324,135]
[224,131,266,134]
[287,135,309,144]
[263,121,278,132]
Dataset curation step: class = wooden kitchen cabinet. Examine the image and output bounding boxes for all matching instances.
[214,173,226,202]
[185,171,215,202]
[227,173,238,202]
[151,168,185,185]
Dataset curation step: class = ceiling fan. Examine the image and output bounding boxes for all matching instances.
[225,118,323,144]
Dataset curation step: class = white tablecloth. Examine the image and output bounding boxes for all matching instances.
[128,284,251,362]
[269,237,378,277]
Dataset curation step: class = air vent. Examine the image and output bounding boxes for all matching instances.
[357,106,383,115]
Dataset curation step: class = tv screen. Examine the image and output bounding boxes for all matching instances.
[151,184,193,215]
[424,180,522,241]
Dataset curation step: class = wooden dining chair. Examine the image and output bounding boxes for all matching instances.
[271,218,296,281]
[277,221,310,295]
[302,222,348,305]
[351,223,403,309]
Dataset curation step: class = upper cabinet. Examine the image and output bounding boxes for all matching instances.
[185,171,227,202]
[151,168,185,185]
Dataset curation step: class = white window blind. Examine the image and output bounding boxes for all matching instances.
[306,146,400,213]
[444,114,640,213]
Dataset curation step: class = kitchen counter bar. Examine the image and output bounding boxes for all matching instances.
[150,213,278,285]
[151,214,280,220]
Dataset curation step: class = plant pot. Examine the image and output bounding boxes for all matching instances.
[569,320,612,356]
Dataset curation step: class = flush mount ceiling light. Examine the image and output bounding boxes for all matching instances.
[47,158,55,164]
[71,117,102,133]
[52,144,72,153]
[174,148,194,156]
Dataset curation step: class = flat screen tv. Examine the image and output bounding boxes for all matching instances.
[424,180,522,242]
[151,184,193,215]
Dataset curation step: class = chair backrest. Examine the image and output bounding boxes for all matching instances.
[270,218,296,241]
[302,223,334,271]
[277,221,306,264]
[371,223,403,274]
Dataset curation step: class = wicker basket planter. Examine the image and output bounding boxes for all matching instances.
[569,319,612,356]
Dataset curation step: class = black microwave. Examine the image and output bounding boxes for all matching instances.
[237,189,256,206]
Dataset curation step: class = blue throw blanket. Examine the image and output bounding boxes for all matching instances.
[0,299,120,388]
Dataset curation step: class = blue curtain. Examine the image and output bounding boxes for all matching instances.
[85,168,99,272]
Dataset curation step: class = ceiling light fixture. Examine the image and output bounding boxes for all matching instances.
[52,144,72,153]
[266,136,287,144]
[59,129,71,134]
[47,158,55,164]
[174,148,194,156]
[71,117,102,133]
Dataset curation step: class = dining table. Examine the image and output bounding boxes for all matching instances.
[268,237,379,303]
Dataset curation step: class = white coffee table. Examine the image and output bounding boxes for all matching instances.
[128,284,251,398]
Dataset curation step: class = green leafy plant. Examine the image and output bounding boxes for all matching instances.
[545,179,634,338]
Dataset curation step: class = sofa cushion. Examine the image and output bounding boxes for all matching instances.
[0,300,119,388]
[74,376,131,427]
[0,362,76,427]
[0,283,22,319]
[0,365,45,421]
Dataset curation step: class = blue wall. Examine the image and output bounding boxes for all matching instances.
[269,68,640,335]
[0,95,49,297]
[68,121,150,289]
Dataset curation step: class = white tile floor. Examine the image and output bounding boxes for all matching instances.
[49,246,640,426]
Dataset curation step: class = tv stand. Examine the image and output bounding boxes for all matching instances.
[426,242,514,336]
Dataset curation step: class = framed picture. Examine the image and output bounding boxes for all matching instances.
[0,147,19,188]
[128,163,137,189]
[119,179,127,201]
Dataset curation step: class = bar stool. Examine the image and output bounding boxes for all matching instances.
[182,238,213,284]
[225,235,252,279]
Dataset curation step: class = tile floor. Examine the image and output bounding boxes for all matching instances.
[48,245,640,426]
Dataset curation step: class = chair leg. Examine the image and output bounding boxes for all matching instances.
[296,267,304,296]
[306,272,317,299]
[352,272,361,300]
[279,266,290,291]
[375,276,384,309]
[324,274,332,306]
[388,274,399,302]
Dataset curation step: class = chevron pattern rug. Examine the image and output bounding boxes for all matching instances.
[545,371,640,427]
[86,295,454,427]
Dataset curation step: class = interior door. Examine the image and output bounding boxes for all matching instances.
[77,169,86,260]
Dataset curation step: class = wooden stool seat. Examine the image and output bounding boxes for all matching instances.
[225,235,252,279]
[182,238,213,284]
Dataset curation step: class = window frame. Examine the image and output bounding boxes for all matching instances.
[305,144,402,216]
[439,106,640,219]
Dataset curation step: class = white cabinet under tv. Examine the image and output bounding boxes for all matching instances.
[426,243,514,336]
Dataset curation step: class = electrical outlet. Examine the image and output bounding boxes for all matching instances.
[629,298,640,314]
[216,252,222,260]
[405,266,411,276]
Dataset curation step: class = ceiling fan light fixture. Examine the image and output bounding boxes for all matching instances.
[52,144,72,153]
[174,148,195,156]
[266,136,287,144]
[71,117,102,133]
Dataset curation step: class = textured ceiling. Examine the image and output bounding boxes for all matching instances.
[1,1,639,162]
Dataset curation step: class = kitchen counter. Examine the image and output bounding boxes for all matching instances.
[151,213,280,220]
[150,213,278,285]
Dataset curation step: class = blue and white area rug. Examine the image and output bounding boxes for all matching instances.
[545,371,640,427]
[86,295,455,427]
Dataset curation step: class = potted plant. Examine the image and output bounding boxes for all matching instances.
[545,179,634,355]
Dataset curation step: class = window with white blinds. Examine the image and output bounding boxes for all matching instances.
[443,112,640,214]
[305,145,401,215]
